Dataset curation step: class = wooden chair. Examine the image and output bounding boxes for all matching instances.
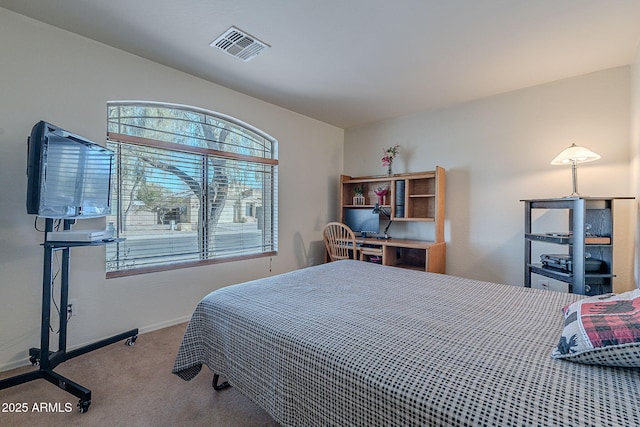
[323,222,358,261]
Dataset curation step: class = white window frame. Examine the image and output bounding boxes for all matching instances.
[105,101,278,277]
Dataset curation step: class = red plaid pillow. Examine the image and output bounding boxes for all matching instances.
[552,288,640,367]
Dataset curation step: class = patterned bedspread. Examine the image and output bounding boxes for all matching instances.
[173,260,640,426]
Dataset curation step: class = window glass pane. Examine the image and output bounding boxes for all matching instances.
[205,157,276,257]
[108,102,273,159]
[106,102,277,275]
[106,144,203,271]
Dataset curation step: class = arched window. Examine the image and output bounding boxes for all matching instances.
[105,101,278,277]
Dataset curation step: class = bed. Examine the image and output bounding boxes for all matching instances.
[173,260,640,426]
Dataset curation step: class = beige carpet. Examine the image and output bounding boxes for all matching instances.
[0,323,278,427]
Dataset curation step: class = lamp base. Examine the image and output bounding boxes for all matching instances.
[561,192,586,198]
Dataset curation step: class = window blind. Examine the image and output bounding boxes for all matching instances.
[105,102,278,277]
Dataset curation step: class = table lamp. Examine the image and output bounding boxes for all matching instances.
[550,143,600,197]
[372,203,393,239]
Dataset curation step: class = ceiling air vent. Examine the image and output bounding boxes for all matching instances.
[210,26,269,62]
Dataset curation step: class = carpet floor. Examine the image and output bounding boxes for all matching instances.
[0,323,278,427]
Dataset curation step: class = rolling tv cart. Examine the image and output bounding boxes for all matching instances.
[0,219,138,413]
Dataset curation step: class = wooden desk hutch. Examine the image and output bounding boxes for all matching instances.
[339,167,445,273]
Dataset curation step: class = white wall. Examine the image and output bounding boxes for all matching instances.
[0,9,343,370]
[632,43,640,288]
[345,67,634,290]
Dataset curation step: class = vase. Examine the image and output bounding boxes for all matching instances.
[387,162,393,176]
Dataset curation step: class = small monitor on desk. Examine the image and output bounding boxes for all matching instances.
[344,208,379,237]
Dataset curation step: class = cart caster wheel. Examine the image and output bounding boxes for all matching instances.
[125,335,137,346]
[29,357,39,366]
[78,400,91,413]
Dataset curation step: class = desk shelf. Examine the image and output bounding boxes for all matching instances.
[339,168,446,273]
[340,167,445,244]
[357,238,445,274]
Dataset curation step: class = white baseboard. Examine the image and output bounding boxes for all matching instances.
[0,315,192,373]
[136,315,192,335]
[1,358,34,373]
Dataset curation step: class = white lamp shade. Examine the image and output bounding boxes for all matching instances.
[550,143,601,165]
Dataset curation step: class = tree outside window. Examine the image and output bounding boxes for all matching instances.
[106,101,278,277]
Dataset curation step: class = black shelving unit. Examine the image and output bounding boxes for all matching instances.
[522,197,633,295]
[0,219,138,413]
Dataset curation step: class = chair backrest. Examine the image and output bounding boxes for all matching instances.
[323,222,358,261]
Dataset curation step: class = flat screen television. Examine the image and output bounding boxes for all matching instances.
[344,208,380,237]
[26,121,114,219]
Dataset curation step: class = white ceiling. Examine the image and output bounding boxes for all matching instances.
[2,0,640,129]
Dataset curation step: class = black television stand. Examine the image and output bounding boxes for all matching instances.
[0,219,138,413]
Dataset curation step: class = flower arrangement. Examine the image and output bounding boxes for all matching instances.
[381,145,400,175]
[374,186,388,205]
